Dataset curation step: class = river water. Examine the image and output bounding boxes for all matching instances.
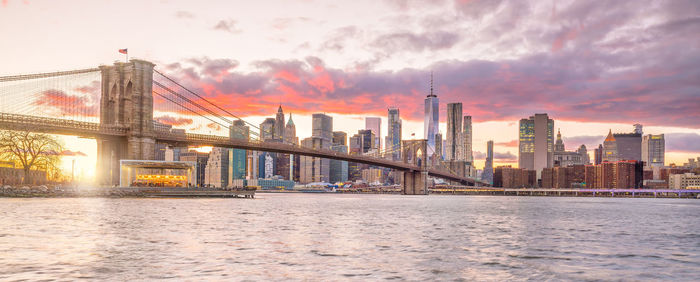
[1,194,698,281]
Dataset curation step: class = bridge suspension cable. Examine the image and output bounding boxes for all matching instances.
[153,69,262,132]
[0,68,99,83]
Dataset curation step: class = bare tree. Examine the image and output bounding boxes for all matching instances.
[0,130,63,184]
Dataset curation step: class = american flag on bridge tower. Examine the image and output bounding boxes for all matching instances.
[118,49,128,54]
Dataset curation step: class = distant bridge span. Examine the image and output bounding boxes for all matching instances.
[0,60,491,193]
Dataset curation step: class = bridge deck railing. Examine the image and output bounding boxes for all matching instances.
[0,112,128,135]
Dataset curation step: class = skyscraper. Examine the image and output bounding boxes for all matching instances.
[284,114,300,181]
[330,132,348,183]
[332,131,347,146]
[554,129,565,152]
[205,147,230,188]
[300,137,330,183]
[386,107,402,161]
[634,124,643,135]
[300,113,333,183]
[603,129,618,162]
[424,73,439,156]
[446,103,463,161]
[642,134,665,168]
[482,140,494,184]
[312,113,333,141]
[365,117,381,150]
[274,105,285,140]
[463,115,473,162]
[260,118,276,141]
[518,113,554,177]
[594,144,603,165]
[284,114,298,145]
[614,130,642,161]
[229,119,249,180]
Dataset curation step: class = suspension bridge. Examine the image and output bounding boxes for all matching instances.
[0,59,490,194]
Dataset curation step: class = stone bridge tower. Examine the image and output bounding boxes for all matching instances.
[401,139,428,195]
[96,60,156,185]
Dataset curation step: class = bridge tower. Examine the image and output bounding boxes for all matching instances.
[96,60,156,185]
[401,139,428,195]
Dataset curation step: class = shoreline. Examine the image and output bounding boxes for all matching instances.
[2,186,697,199]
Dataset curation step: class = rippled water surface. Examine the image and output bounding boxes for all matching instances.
[1,194,699,281]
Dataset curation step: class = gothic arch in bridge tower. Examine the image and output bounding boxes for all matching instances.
[401,139,428,195]
[97,60,156,185]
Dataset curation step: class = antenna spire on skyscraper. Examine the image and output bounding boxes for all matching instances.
[428,71,436,98]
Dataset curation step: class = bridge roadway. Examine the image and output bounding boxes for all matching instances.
[158,131,488,185]
[0,113,489,186]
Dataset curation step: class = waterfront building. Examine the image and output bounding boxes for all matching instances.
[541,165,586,188]
[365,117,382,150]
[330,134,349,183]
[179,150,209,187]
[602,130,618,162]
[669,173,700,189]
[493,166,536,188]
[386,107,402,161]
[482,140,494,184]
[424,73,439,156]
[205,147,230,188]
[433,132,443,162]
[446,103,463,161]
[119,160,196,188]
[642,134,665,168]
[299,137,330,183]
[230,119,249,181]
[329,144,349,183]
[463,115,473,162]
[585,160,643,188]
[518,113,554,178]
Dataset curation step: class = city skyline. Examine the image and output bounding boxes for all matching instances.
[0,0,698,180]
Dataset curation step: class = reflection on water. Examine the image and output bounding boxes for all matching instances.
[1,195,699,280]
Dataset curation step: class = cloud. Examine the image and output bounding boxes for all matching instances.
[152,1,700,129]
[213,19,241,33]
[495,140,518,147]
[472,150,517,162]
[494,151,517,162]
[666,133,700,153]
[371,30,461,53]
[206,122,222,131]
[33,89,99,117]
[155,115,193,126]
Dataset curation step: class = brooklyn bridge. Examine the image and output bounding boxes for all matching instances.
[0,59,490,194]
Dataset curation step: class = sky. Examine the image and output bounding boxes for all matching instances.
[1,0,699,181]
